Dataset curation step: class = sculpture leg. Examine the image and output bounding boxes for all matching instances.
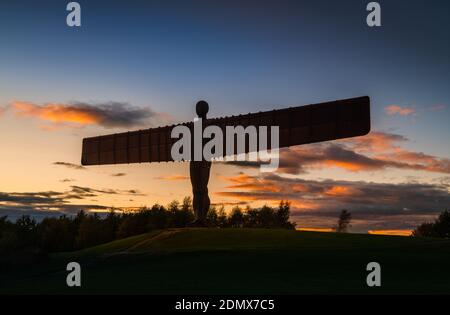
[200,187,210,222]
[189,160,211,225]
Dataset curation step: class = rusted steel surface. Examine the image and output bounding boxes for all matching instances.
[81,96,370,165]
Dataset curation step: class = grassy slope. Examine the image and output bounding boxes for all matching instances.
[2,228,450,294]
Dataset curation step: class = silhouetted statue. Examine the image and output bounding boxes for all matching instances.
[82,97,371,227]
[190,101,212,226]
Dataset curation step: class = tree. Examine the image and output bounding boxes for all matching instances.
[216,205,228,228]
[434,210,450,238]
[147,204,170,230]
[0,216,13,238]
[117,213,142,239]
[413,209,450,238]
[229,207,244,228]
[412,222,435,237]
[258,205,275,228]
[275,201,296,229]
[206,206,219,227]
[15,215,38,247]
[172,198,194,227]
[244,206,259,228]
[0,216,18,254]
[75,213,105,248]
[335,210,352,233]
[38,216,76,252]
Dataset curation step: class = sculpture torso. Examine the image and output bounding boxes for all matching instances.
[190,101,212,225]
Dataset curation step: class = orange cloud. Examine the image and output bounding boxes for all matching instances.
[368,230,412,236]
[324,160,371,172]
[215,191,261,201]
[217,172,450,215]
[342,131,407,153]
[374,149,450,174]
[325,186,358,197]
[289,200,320,210]
[297,227,334,233]
[228,131,450,175]
[215,172,450,233]
[222,173,280,192]
[385,105,416,116]
[10,100,164,129]
[13,101,99,125]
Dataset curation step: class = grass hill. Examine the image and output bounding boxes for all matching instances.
[2,228,450,294]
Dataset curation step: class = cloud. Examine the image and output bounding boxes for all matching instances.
[0,191,66,205]
[156,130,450,232]
[218,173,450,215]
[368,230,412,236]
[10,100,168,129]
[211,201,249,207]
[111,173,126,177]
[342,131,408,153]
[155,175,189,181]
[53,162,86,170]
[225,131,450,175]
[216,173,450,232]
[0,185,145,220]
[60,178,75,183]
[68,185,145,197]
[385,105,416,116]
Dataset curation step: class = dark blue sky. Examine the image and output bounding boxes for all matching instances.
[1,0,449,155]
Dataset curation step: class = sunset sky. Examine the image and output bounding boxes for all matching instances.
[1,0,449,234]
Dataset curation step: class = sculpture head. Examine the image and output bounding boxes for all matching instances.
[196,100,209,119]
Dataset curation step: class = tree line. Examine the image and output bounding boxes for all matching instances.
[0,198,295,254]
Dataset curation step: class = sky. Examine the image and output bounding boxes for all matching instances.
[0,0,449,234]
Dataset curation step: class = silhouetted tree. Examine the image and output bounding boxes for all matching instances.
[335,210,352,233]
[117,214,141,239]
[76,213,106,248]
[0,216,18,253]
[276,201,296,229]
[229,207,244,228]
[244,207,259,228]
[117,209,151,238]
[15,215,38,248]
[38,216,76,252]
[216,205,228,228]
[104,210,120,241]
[413,209,450,238]
[207,206,219,226]
[259,205,276,228]
[412,222,435,237]
[0,216,12,237]
[170,198,194,227]
[147,204,170,230]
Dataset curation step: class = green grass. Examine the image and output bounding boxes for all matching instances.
[2,228,450,294]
